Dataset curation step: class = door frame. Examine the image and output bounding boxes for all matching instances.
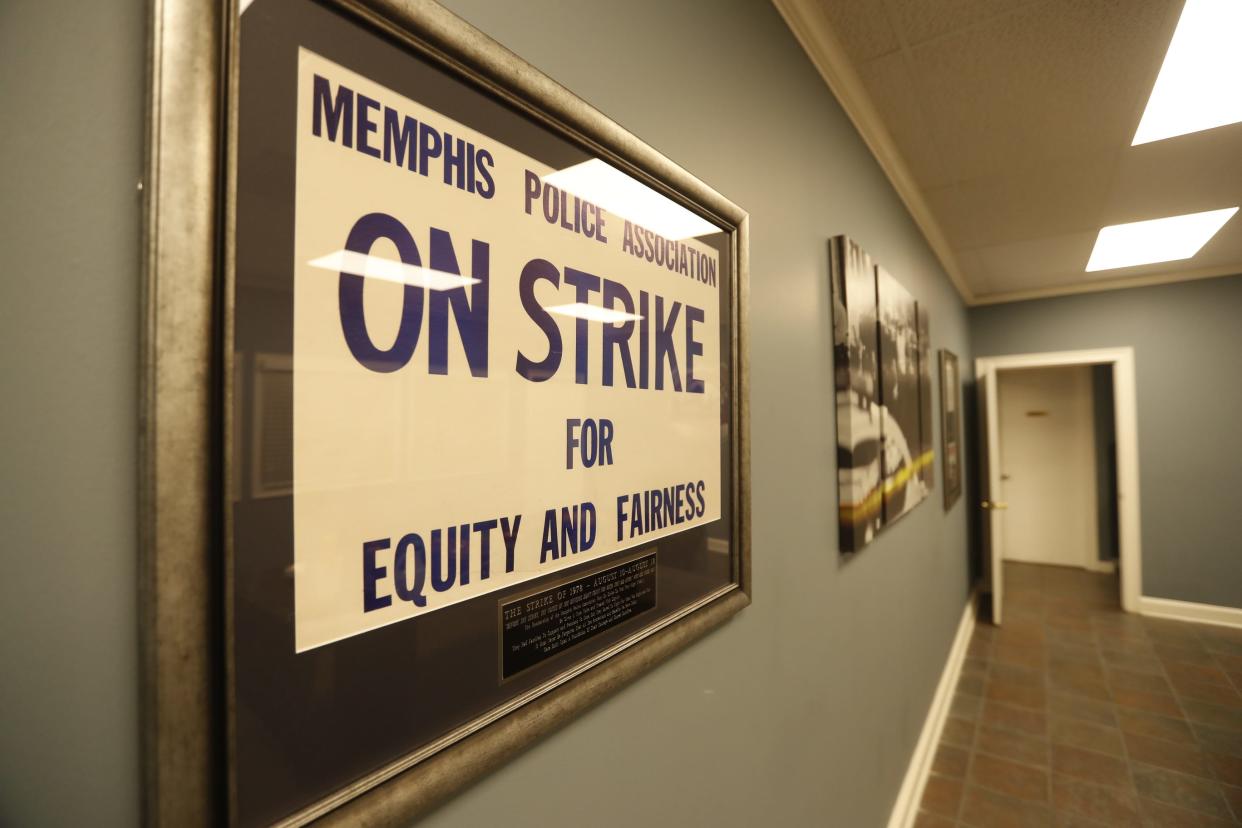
[975,347,1141,613]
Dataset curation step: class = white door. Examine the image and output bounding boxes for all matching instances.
[977,368,1005,625]
[997,367,1099,569]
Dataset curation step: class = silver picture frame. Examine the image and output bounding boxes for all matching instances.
[140,1,751,825]
[940,349,963,510]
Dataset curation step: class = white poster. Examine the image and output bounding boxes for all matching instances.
[292,50,722,651]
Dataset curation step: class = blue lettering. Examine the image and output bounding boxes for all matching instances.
[686,304,705,394]
[638,291,650,389]
[500,515,521,573]
[540,508,559,562]
[472,519,497,580]
[338,213,424,373]
[654,296,682,391]
[430,527,457,593]
[580,502,596,551]
[524,170,540,215]
[560,505,578,556]
[602,279,636,388]
[362,538,392,612]
[580,419,597,466]
[428,229,489,377]
[418,122,442,176]
[566,418,582,469]
[515,259,562,381]
[383,109,418,169]
[312,75,353,147]
[457,523,470,586]
[600,420,614,465]
[356,93,381,159]
[564,268,601,384]
[393,533,427,607]
[475,149,495,198]
[443,132,468,189]
[616,495,628,542]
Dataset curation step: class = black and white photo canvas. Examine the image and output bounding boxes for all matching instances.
[917,304,934,491]
[877,265,930,525]
[941,349,963,509]
[830,237,883,553]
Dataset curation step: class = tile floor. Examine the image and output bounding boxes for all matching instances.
[916,561,1242,827]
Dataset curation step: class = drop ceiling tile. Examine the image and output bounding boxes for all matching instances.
[816,0,901,63]
[955,248,993,295]
[968,231,1098,293]
[923,149,1118,251]
[855,51,952,188]
[1103,122,1242,224]
[1192,220,1242,265]
[972,224,1242,297]
[920,184,965,243]
[884,0,1036,48]
[908,0,1177,185]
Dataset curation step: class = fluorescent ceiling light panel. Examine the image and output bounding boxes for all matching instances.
[545,303,643,324]
[1085,207,1237,271]
[542,160,718,240]
[308,250,479,291]
[1132,0,1242,145]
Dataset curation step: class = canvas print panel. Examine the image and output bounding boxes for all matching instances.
[877,265,929,524]
[941,349,962,509]
[917,303,934,489]
[830,237,883,553]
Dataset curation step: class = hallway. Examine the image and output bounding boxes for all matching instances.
[918,562,1242,826]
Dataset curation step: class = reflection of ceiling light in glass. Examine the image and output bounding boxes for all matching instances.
[545,303,643,323]
[1132,0,1242,145]
[542,160,718,240]
[1085,207,1238,271]
[308,250,479,291]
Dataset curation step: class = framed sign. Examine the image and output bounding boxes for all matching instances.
[139,1,750,826]
[940,349,963,509]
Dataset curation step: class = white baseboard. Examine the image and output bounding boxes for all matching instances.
[1086,559,1118,574]
[886,593,977,828]
[1139,596,1242,629]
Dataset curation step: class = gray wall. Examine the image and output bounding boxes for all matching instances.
[0,0,974,825]
[425,2,975,826]
[972,276,1242,609]
[0,0,145,825]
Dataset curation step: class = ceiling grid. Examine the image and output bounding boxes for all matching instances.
[778,0,1241,304]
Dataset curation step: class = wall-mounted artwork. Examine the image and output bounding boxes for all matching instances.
[830,237,935,554]
[877,265,932,524]
[830,237,883,553]
[940,349,963,509]
[917,306,934,493]
[141,1,753,822]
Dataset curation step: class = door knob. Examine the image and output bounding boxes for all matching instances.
[982,500,1009,510]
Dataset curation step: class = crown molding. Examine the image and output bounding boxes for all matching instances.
[971,263,1242,306]
[771,0,976,305]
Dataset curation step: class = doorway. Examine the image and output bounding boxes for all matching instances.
[975,349,1142,625]
[996,365,1116,571]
